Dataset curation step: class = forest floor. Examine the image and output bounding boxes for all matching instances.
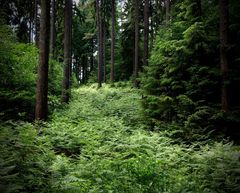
[1,84,240,193]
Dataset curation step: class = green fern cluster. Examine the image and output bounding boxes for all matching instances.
[1,85,240,193]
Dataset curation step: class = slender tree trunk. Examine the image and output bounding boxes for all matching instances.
[134,0,139,87]
[219,0,229,111]
[100,7,104,85]
[82,56,86,84]
[29,20,32,43]
[91,38,94,72]
[34,0,39,47]
[110,0,115,82]
[35,0,50,120]
[96,0,102,87]
[143,0,149,67]
[50,0,56,59]
[165,0,170,23]
[62,0,72,103]
[103,19,106,82]
[149,0,154,50]
[75,60,80,83]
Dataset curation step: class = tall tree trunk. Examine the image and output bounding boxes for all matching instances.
[165,0,170,23]
[29,19,32,43]
[134,0,139,87]
[34,0,40,47]
[50,0,56,59]
[62,0,72,103]
[149,0,154,50]
[143,0,149,67]
[35,0,50,120]
[82,56,86,84]
[96,0,102,87]
[103,19,106,82]
[90,38,94,72]
[219,0,229,111]
[110,0,115,82]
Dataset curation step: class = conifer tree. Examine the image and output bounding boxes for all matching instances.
[110,0,115,82]
[62,0,72,103]
[133,0,139,87]
[35,0,50,120]
[143,0,149,67]
[219,0,229,111]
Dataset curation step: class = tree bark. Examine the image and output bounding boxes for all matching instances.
[219,0,229,111]
[110,0,115,82]
[50,0,56,59]
[35,0,50,120]
[134,0,139,87]
[143,0,149,67]
[165,0,170,23]
[149,0,154,50]
[103,18,106,82]
[62,0,72,103]
[90,38,94,72]
[34,0,40,47]
[96,0,102,87]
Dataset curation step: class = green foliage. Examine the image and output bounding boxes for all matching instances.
[0,28,38,119]
[49,59,64,95]
[140,0,225,140]
[0,18,64,120]
[1,85,240,192]
[0,121,54,193]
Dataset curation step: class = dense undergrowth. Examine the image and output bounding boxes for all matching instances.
[1,84,240,193]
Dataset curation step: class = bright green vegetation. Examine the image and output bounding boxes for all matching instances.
[1,85,240,193]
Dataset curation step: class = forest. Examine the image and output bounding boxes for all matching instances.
[0,0,240,192]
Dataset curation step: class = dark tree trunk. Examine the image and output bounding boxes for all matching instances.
[75,60,80,83]
[29,20,32,43]
[50,0,56,59]
[96,0,102,87]
[62,0,72,103]
[90,38,94,72]
[219,0,229,111]
[34,0,40,47]
[134,0,139,87]
[82,56,86,84]
[103,19,106,82]
[110,0,115,82]
[35,0,50,120]
[165,0,170,23]
[143,0,149,67]
[149,0,154,50]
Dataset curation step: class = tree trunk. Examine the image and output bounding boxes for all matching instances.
[134,0,139,87]
[149,0,154,50]
[165,0,170,23]
[50,0,56,59]
[96,0,102,87]
[82,56,86,84]
[219,0,229,111]
[34,0,40,47]
[143,0,149,67]
[110,0,115,82]
[29,19,32,43]
[35,0,50,120]
[62,0,72,103]
[103,18,106,82]
[90,38,94,72]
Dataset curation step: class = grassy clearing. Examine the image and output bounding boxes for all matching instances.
[1,84,240,193]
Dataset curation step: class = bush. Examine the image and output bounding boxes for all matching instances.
[0,121,54,193]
